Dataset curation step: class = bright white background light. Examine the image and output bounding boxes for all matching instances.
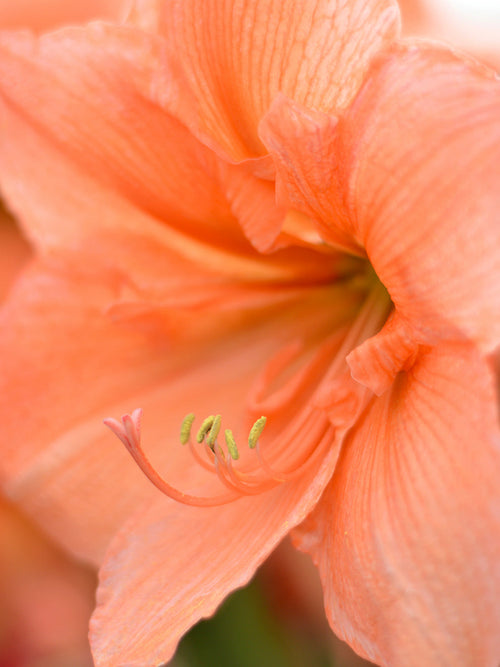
[421,0,500,56]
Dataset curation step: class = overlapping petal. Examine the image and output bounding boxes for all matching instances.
[148,0,400,161]
[0,25,241,253]
[293,343,500,666]
[263,43,500,351]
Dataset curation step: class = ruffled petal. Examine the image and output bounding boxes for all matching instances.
[218,158,330,253]
[265,43,500,351]
[90,434,341,666]
[260,94,363,255]
[349,44,500,351]
[151,0,400,161]
[293,343,500,666]
[0,25,239,252]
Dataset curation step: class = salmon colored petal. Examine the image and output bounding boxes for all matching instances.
[260,95,363,255]
[217,160,287,252]
[0,26,240,252]
[0,0,128,32]
[349,44,500,352]
[124,0,161,32]
[218,158,332,253]
[264,44,500,351]
[397,0,430,33]
[0,258,180,563]
[151,0,400,162]
[293,343,500,666]
[90,436,341,666]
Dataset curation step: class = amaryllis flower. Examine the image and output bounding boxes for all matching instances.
[0,1,498,666]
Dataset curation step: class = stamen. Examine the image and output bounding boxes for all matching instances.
[248,416,267,449]
[224,429,240,460]
[105,408,329,507]
[180,412,195,445]
[206,414,221,449]
[196,415,215,443]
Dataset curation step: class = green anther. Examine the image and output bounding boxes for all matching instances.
[196,415,215,443]
[180,412,196,445]
[248,416,267,449]
[206,414,222,449]
[224,429,240,461]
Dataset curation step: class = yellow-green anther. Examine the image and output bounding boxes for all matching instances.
[248,416,267,449]
[206,414,222,448]
[225,429,239,460]
[196,415,215,443]
[180,412,196,445]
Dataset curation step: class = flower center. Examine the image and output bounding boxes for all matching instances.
[104,278,392,507]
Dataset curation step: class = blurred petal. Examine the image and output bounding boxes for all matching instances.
[264,44,500,350]
[0,0,128,32]
[150,0,400,161]
[294,343,500,665]
[0,496,95,666]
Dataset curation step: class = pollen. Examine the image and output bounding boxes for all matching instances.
[181,413,268,460]
[248,416,267,449]
[206,414,222,449]
[224,429,239,460]
[180,412,196,445]
[196,415,215,443]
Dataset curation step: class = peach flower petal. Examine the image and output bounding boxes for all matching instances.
[0,0,128,32]
[0,25,240,252]
[293,343,500,665]
[0,258,179,563]
[90,433,341,666]
[263,44,500,351]
[260,95,363,255]
[150,0,400,161]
